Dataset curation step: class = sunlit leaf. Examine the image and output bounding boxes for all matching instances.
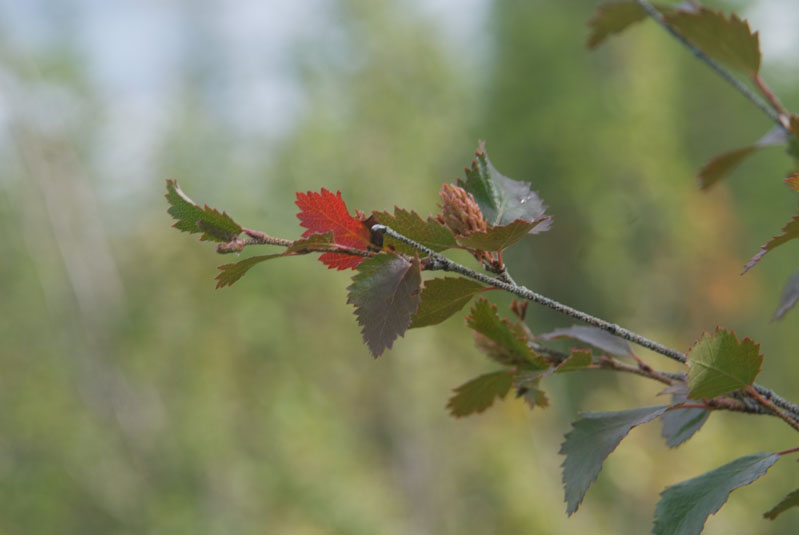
[664,7,761,74]
[467,298,548,368]
[686,328,763,399]
[346,253,422,358]
[458,141,552,230]
[560,405,668,515]
[540,325,634,358]
[447,370,513,417]
[373,207,456,254]
[773,270,799,321]
[409,277,486,329]
[743,215,799,274]
[764,488,799,521]
[296,188,372,270]
[165,179,243,242]
[456,218,546,251]
[653,453,780,535]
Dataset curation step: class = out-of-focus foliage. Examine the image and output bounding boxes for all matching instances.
[0,0,798,533]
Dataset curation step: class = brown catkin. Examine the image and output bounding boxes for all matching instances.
[438,184,487,236]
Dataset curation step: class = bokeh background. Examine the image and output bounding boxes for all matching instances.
[1,0,798,533]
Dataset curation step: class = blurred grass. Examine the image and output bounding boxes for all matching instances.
[0,0,797,533]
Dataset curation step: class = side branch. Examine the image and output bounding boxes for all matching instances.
[634,0,790,132]
[372,224,799,424]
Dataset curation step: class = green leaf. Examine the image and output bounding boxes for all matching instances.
[540,325,634,358]
[560,405,668,515]
[467,298,549,369]
[521,383,549,411]
[664,7,761,74]
[744,216,799,273]
[788,115,799,160]
[216,254,283,289]
[346,254,422,358]
[699,127,787,190]
[773,270,799,321]
[409,277,486,329]
[764,488,799,521]
[686,328,763,399]
[447,370,513,417]
[653,453,780,535]
[455,218,546,251]
[660,385,709,448]
[165,179,242,242]
[373,208,456,254]
[586,1,649,49]
[458,141,552,230]
[283,232,335,254]
[555,348,593,373]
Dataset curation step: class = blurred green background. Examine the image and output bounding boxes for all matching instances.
[1,0,798,533]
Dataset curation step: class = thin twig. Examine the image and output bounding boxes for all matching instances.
[372,224,799,426]
[633,0,790,133]
[747,386,799,432]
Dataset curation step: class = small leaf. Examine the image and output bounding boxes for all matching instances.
[447,370,513,417]
[455,218,547,251]
[743,215,799,273]
[764,488,799,521]
[699,127,787,189]
[660,384,709,448]
[458,141,552,230]
[283,232,335,254]
[346,254,422,358]
[165,179,243,242]
[296,189,372,270]
[373,208,456,254]
[653,452,780,535]
[785,173,799,192]
[560,405,668,515]
[540,325,634,358]
[555,348,593,373]
[664,7,761,74]
[409,277,486,329]
[519,379,550,411]
[216,254,283,288]
[586,1,649,49]
[467,298,549,369]
[773,270,799,321]
[686,328,763,399]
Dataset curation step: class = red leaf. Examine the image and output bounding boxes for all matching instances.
[785,174,799,192]
[295,189,372,270]
[743,215,799,274]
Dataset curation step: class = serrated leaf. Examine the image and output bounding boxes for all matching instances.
[653,453,780,535]
[555,348,593,373]
[699,127,787,189]
[467,298,549,369]
[283,232,335,254]
[296,189,372,270]
[521,384,549,411]
[660,384,710,448]
[664,7,761,74]
[447,370,513,417]
[409,277,486,329]
[373,208,456,254]
[165,179,243,242]
[560,405,668,515]
[540,325,634,358]
[458,141,552,230]
[586,1,648,49]
[456,218,546,251]
[744,216,799,273]
[773,270,799,321]
[686,328,763,399]
[346,254,422,358]
[216,254,283,288]
[764,488,799,520]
